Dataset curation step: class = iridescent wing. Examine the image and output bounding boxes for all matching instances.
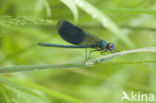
[56,20,101,45]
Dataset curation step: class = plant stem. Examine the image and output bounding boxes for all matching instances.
[0,64,86,73]
[0,47,156,73]
[86,47,156,65]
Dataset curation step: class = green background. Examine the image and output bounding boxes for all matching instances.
[0,0,156,103]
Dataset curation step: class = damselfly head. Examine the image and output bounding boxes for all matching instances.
[107,42,115,51]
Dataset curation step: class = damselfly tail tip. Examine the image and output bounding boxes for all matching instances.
[38,43,45,46]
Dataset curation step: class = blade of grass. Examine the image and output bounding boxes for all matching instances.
[86,47,156,65]
[0,84,11,103]
[74,0,134,47]
[0,64,86,73]
[44,0,52,17]
[0,77,41,97]
[0,47,155,73]
[60,0,78,21]
[103,8,156,15]
[0,16,53,26]
[102,60,156,65]
[35,0,52,17]
[15,80,83,103]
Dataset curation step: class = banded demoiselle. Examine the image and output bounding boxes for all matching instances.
[39,20,115,60]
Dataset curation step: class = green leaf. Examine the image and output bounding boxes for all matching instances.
[18,81,83,103]
[60,0,78,21]
[73,0,134,47]
[0,77,41,98]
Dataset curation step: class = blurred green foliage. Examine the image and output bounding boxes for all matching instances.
[0,0,156,103]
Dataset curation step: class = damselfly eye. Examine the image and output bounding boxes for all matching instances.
[107,43,115,51]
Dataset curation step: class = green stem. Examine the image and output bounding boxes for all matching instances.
[101,60,156,65]
[86,47,156,65]
[0,64,86,73]
[0,47,156,73]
